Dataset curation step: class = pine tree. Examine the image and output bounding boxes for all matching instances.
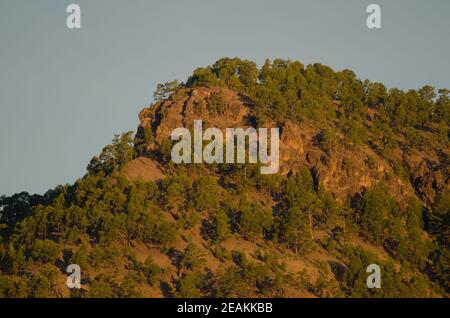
[212,209,231,242]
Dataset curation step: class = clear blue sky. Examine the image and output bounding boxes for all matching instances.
[1,0,449,196]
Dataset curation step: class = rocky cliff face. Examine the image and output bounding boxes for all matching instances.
[136,86,449,207]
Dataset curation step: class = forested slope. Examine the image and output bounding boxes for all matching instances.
[0,58,448,298]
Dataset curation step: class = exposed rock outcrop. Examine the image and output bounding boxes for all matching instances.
[122,156,165,182]
[136,86,448,206]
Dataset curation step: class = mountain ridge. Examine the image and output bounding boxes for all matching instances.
[0,57,448,298]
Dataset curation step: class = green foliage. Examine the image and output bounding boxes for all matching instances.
[192,176,221,211]
[277,205,313,254]
[161,175,191,211]
[86,274,120,298]
[282,167,315,206]
[429,246,450,293]
[151,221,177,251]
[0,57,448,298]
[428,192,450,293]
[0,273,16,297]
[213,265,253,297]
[320,128,339,154]
[435,89,450,123]
[1,244,27,274]
[235,197,273,241]
[360,185,398,245]
[343,247,432,297]
[364,81,387,108]
[183,58,449,155]
[31,239,60,264]
[186,67,219,88]
[175,271,206,298]
[142,257,163,286]
[0,192,38,226]
[211,209,231,242]
[276,169,321,254]
[255,174,284,197]
[180,243,206,271]
[214,255,289,297]
[90,245,121,269]
[392,160,410,181]
[70,243,89,269]
[208,91,227,115]
[431,192,450,246]
[87,131,135,175]
[120,271,144,298]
